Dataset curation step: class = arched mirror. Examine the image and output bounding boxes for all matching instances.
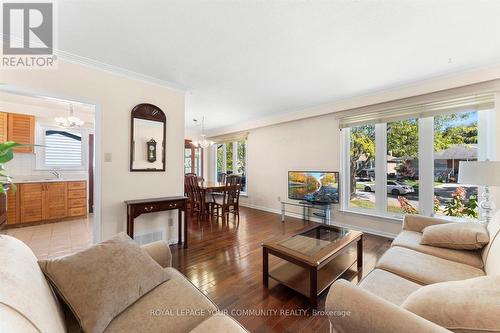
[130,103,166,171]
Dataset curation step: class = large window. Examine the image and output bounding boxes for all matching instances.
[215,139,247,193]
[343,105,491,220]
[349,125,375,210]
[433,112,478,218]
[387,119,419,214]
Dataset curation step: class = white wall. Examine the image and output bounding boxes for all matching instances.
[0,60,185,242]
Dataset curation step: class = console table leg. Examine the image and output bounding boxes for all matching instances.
[179,209,188,249]
[127,210,134,239]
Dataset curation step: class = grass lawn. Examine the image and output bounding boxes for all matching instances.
[350,199,408,214]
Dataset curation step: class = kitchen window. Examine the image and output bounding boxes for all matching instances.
[36,125,89,170]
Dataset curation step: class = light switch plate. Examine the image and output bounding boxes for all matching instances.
[104,153,112,162]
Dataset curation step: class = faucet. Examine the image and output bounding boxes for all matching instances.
[50,170,61,179]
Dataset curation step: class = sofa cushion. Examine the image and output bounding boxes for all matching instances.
[421,222,489,250]
[190,315,248,333]
[39,232,169,333]
[359,269,422,306]
[0,235,66,333]
[376,247,484,285]
[393,230,484,268]
[402,276,500,333]
[105,268,218,333]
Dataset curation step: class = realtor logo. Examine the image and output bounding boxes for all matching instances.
[1,1,57,68]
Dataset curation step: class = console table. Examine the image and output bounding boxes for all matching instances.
[124,196,188,248]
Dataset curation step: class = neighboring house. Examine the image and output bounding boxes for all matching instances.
[434,144,477,182]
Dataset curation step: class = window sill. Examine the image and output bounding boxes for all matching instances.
[338,208,403,224]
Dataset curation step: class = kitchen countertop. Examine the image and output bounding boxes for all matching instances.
[11,177,87,184]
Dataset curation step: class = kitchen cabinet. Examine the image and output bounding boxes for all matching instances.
[19,183,44,223]
[67,181,87,217]
[44,182,68,220]
[12,181,87,226]
[7,113,35,153]
[0,112,7,143]
[6,189,19,224]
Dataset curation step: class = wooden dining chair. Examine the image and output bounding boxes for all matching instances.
[217,172,227,184]
[185,175,208,220]
[211,183,241,223]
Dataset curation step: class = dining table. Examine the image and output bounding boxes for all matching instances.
[198,180,227,192]
[196,181,227,218]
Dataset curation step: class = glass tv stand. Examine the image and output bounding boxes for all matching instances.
[280,200,333,225]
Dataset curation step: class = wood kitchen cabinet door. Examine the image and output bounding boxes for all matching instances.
[44,182,67,220]
[0,112,8,143]
[6,188,19,224]
[7,113,35,153]
[20,183,44,223]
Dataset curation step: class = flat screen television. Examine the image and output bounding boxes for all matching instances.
[288,171,340,204]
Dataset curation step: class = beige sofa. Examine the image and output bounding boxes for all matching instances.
[326,213,500,333]
[0,235,248,333]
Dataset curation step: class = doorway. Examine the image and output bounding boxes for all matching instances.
[0,86,101,258]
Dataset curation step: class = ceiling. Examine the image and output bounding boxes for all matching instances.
[55,1,500,133]
[0,91,95,125]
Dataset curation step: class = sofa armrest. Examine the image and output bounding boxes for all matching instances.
[141,240,172,268]
[325,279,451,333]
[402,214,450,233]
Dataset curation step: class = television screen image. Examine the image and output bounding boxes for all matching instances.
[288,171,339,204]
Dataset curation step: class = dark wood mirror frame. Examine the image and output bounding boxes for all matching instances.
[130,103,166,172]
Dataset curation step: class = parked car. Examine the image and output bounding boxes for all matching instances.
[363,181,415,195]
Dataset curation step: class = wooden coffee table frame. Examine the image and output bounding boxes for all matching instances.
[262,225,363,308]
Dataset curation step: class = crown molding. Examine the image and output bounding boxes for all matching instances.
[55,49,186,92]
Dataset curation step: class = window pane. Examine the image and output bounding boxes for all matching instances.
[349,125,375,210]
[184,148,192,174]
[387,119,419,214]
[237,140,247,192]
[216,144,224,179]
[45,130,82,167]
[226,142,233,174]
[433,111,478,218]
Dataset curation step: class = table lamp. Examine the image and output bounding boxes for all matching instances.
[458,160,500,225]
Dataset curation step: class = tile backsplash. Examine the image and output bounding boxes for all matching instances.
[6,153,87,180]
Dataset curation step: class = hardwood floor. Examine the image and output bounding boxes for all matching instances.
[171,207,392,333]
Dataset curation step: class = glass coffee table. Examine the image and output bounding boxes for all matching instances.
[262,225,363,308]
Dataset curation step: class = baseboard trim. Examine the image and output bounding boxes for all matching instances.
[240,202,398,239]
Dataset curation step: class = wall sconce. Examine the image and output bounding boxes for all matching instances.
[147,138,157,163]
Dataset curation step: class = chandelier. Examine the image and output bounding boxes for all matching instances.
[55,103,84,128]
[191,116,214,148]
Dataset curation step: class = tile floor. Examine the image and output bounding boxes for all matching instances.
[1,214,93,259]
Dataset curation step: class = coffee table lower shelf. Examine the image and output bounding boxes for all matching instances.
[268,250,357,299]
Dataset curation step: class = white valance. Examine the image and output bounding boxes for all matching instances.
[210,132,249,144]
[339,93,494,128]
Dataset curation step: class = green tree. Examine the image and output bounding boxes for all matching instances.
[350,125,375,197]
[387,119,419,158]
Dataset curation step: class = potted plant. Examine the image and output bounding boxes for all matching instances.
[0,142,23,193]
[0,142,22,229]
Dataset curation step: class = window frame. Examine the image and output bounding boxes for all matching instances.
[213,139,248,194]
[35,123,91,171]
[341,109,493,221]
